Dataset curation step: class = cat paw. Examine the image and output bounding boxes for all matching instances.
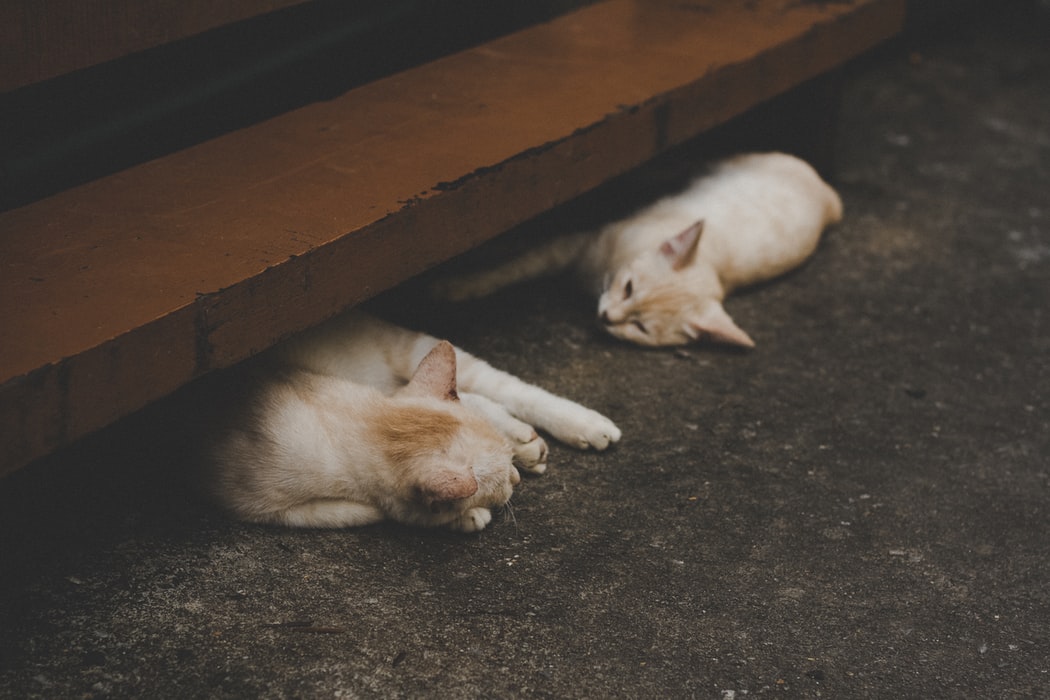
[550,409,622,451]
[450,507,493,533]
[511,430,549,475]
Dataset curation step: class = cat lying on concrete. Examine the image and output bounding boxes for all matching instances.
[206,310,620,531]
[436,152,842,348]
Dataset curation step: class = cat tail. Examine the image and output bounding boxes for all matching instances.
[430,230,597,302]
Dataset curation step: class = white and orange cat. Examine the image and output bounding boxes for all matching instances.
[207,310,620,531]
[436,152,843,348]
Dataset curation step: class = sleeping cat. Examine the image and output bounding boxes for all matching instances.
[207,310,621,530]
[435,152,843,348]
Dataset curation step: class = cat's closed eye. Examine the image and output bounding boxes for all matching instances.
[623,279,633,299]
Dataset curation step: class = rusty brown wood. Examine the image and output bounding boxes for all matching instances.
[0,0,906,476]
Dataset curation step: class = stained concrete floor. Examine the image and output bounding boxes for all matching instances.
[2,5,1048,698]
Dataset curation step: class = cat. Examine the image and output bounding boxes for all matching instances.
[277,310,621,458]
[206,310,621,530]
[434,152,843,348]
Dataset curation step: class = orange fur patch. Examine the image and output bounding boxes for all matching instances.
[373,404,461,463]
[640,283,705,320]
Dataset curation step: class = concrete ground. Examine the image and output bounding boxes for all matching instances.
[1,5,1048,698]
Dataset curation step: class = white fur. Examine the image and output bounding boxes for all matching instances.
[436,152,842,347]
[207,311,621,529]
[279,310,622,451]
[208,344,518,530]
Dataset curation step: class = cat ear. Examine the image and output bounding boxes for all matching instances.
[659,220,704,270]
[405,341,460,401]
[686,302,755,348]
[418,467,478,510]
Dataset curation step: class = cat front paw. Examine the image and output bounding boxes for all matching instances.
[551,409,622,451]
[450,507,493,533]
[512,430,548,475]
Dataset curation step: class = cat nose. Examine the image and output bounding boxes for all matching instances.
[600,311,612,325]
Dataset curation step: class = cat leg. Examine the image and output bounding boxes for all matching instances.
[455,358,622,451]
[447,507,493,533]
[273,500,384,529]
[394,320,621,451]
[460,392,548,474]
[520,396,622,451]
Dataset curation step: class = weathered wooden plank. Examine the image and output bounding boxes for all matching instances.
[0,0,906,476]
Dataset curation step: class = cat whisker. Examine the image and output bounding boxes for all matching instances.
[498,499,518,529]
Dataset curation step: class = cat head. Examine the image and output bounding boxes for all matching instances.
[596,221,755,348]
[381,341,519,527]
